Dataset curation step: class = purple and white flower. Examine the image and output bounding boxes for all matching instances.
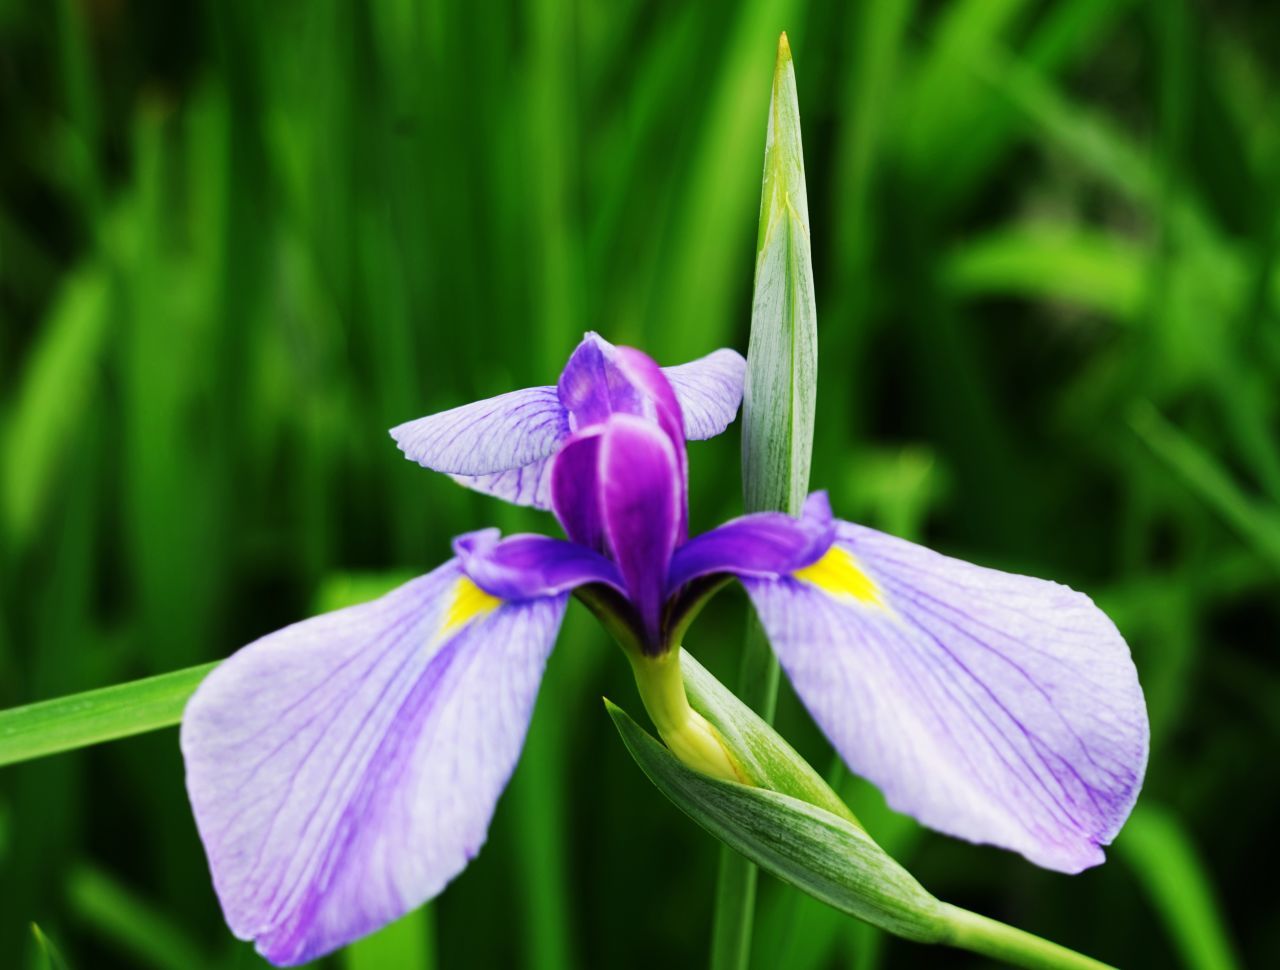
[181,334,1148,965]
[389,330,746,509]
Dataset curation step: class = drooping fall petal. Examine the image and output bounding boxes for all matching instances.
[740,519,1148,873]
[181,563,566,965]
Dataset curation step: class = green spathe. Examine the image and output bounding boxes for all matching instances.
[679,648,856,826]
[608,698,946,943]
[608,699,1119,970]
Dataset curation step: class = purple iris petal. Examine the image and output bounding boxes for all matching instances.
[453,528,625,599]
[597,414,683,648]
[550,429,607,553]
[181,563,565,965]
[557,334,645,427]
[390,333,744,510]
[557,334,693,446]
[667,490,836,592]
[742,518,1148,873]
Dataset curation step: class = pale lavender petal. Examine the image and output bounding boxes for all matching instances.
[598,414,682,647]
[450,456,555,509]
[453,528,624,598]
[667,490,835,592]
[661,348,747,440]
[182,563,565,965]
[743,521,1148,873]
[391,385,567,506]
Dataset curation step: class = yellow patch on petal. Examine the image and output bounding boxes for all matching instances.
[792,546,884,608]
[442,577,502,635]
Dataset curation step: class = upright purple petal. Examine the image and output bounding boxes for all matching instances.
[556,336,688,518]
[182,563,565,965]
[556,333,644,427]
[608,346,689,540]
[598,414,682,647]
[614,345,685,428]
[550,429,607,552]
[742,520,1148,873]
[558,332,744,442]
[661,348,747,440]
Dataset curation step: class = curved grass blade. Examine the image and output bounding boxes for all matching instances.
[30,923,72,970]
[1117,805,1241,970]
[0,663,216,768]
[1130,401,1280,572]
[67,866,206,970]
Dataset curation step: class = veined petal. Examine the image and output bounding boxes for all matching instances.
[451,457,555,509]
[667,491,834,592]
[392,334,741,512]
[453,527,624,599]
[599,414,682,648]
[742,520,1148,873]
[557,333,645,429]
[181,563,565,965]
[661,347,747,440]
[391,385,567,478]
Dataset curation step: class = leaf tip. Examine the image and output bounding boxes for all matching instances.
[777,31,792,63]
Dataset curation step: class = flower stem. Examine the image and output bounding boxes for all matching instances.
[709,619,778,970]
[628,649,741,784]
[939,904,1117,970]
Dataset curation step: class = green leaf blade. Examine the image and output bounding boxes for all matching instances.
[720,33,821,970]
[742,33,818,519]
[0,662,216,768]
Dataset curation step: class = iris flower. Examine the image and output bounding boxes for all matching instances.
[181,333,1148,965]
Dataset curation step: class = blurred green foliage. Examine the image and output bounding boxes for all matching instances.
[1,0,1275,967]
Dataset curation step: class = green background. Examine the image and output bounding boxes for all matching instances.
[1,0,1273,967]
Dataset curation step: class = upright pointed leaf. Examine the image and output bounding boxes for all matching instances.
[721,34,820,970]
[742,32,818,519]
